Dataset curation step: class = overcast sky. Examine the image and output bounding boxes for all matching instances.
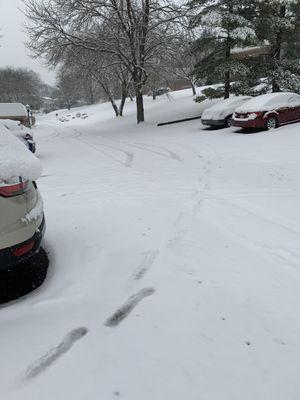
[0,0,56,85]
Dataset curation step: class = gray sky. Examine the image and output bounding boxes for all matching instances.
[0,0,56,85]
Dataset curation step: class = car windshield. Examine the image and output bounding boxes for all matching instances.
[209,97,250,111]
[265,93,293,107]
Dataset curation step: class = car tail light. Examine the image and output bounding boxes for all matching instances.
[253,111,262,116]
[13,240,35,257]
[0,179,29,198]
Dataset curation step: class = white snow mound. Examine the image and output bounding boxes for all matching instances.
[0,124,42,181]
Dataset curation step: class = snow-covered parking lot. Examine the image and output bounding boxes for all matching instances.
[1,89,300,399]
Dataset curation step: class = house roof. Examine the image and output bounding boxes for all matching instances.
[231,46,272,60]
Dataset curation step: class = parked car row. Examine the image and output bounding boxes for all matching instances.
[201,92,300,131]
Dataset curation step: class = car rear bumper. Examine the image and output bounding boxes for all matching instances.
[0,215,46,271]
[201,118,225,127]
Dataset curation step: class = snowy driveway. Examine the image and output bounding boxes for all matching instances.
[1,93,300,399]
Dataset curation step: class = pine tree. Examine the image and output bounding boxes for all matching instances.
[189,0,256,98]
[254,0,300,92]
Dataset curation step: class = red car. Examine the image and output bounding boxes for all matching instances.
[232,92,300,130]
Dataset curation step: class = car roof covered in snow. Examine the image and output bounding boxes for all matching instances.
[0,103,27,117]
[205,96,252,112]
[0,123,41,181]
[235,92,300,112]
[0,119,23,130]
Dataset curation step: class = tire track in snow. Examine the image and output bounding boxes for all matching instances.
[75,136,134,168]
[23,327,88,380]
[38,127,83,144]
[91,141,134,167]
[130,142,182,161]
[105,288,155,327]
[207,197,300,271]
[38,128,61,143]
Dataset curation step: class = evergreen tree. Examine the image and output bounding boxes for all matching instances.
[189,0,256,98]
[252,0,300,92]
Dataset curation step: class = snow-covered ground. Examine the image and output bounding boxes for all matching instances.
[1,89,300,400]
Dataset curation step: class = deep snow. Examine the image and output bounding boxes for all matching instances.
[1,89,300,400]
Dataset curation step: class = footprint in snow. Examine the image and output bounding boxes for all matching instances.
[133,250,159,280]
[23,327,88,380]
[105,288,155,327]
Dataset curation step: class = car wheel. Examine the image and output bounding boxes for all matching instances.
[225,115,233,127]
[265,116,278,130]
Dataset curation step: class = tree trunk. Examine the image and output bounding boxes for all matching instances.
[119,89,127,116]
[190,81,196,95]
[152,89,156,100]
[109,99,119,117]
[224,72,230,99]
[224,34,231,99]
[89,84,94,105]
[272,78,281,93]
[272,5,286,92]
[95,79,119,116]
[136,87,144,123]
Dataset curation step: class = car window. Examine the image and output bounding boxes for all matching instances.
[240,97,251,102]
[266,94,291,108]
[288,95,300,106]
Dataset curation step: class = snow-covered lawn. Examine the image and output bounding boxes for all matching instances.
[1,89,300,399]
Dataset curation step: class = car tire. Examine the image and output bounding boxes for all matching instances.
[265,116,278,130]
[225,115,233,127]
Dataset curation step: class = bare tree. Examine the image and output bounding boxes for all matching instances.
[165,32,198,95]
[0,67,43,108]
[60,45,131,116]
[56,69,82,110]
[23,0,184,123]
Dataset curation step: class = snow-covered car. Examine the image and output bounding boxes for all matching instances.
[0,125,45,270]
[0,119,36,153]
[0,102,32,126]
[201,96,252,128]
[232,92,300,130]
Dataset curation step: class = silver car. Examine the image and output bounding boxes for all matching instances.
[201,96,253,128]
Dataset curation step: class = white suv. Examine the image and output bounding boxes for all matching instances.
[0,126,45,269]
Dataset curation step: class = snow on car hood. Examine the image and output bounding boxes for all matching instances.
[0,124,41,181]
